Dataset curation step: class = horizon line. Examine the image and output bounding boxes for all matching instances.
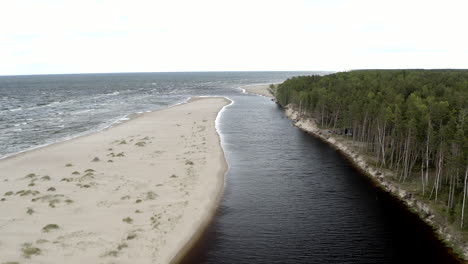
[0,70,335,77]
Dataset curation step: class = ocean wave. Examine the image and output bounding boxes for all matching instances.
[72,109,95,115]
[26,99,78,111]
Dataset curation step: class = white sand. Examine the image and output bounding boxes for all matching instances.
[243,84,275,99]
[0,97,230,264]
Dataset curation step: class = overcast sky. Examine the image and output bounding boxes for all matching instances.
[1,0,467,75]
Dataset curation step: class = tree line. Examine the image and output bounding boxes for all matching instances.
[276,70,468,227]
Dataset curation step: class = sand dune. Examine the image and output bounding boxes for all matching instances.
[0,97,230,264]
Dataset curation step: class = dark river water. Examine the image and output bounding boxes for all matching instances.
[182,94,459,264]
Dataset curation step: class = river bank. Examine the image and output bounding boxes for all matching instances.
[246,84,466,262]
[0,97,230,264]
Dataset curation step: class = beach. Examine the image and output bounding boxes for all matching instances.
[243,84,275,98]
[0,97,230,263]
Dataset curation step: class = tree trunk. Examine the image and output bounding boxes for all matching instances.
[461,166,468,228]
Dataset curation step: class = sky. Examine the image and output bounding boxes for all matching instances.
[1,0,468,75]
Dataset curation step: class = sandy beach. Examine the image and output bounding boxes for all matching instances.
[243,84,275,99]
[0,97,230,264]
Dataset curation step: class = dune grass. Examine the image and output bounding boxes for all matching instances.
[41,175,51,181]
[21,243,41,258]
[122,217,133,224]
[127,233,137,240]
[42,224,59,232]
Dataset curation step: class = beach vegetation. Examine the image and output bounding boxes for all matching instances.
[47,187,56,192]
[27,207,34,215]
[65,163,73,167]
[5,191,13,196]
[108,159,114,162]
[61,178,73,182]
[135,199,142,203]
[146,191,157,200]
[83,172,94,177]
[103,250,119,257]
[134,210,142,213]
[21,243,41,258]
[28,182,35,187]
[185,160,194,166]
[48,199,60,208]
[2,261,20,264]
[36,239,49,244]
[84,169,95,173]
[72,171,80,175]
[91,157,100,162]
[65,199,74,204]
[119,140,127,145]
[122,217,133,224]
[1,198,5,201]
[116,152,125,157]
[17,190,40,196]
[41,175,51,181]
[42,224,59,232]
[25,173,36,179]
[127,233,137,240]
[135,141,146,147]
[117,243,128,250]
[31,194,64,203]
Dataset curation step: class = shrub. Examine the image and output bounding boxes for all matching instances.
[27,207,34,215]
[122,217,133,224]
[21,243,41,258]
[42,224,59,232]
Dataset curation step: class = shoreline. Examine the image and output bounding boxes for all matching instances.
[168,97,233,264]
[0,98,194,162]
[0,96,231,264]
[242,84,276,99]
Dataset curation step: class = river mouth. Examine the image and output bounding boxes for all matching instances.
[180,94,460,264]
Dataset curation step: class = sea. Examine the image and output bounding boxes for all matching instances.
[0,72,459,263]
[0,71,310,158]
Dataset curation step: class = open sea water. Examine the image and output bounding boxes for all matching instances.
[0,72,310,158]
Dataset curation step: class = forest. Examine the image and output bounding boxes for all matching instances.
[275,70,468,227]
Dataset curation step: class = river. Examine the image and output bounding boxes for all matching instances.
[182,94,459,264]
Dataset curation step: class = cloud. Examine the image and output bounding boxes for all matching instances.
[0,0,467,75]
